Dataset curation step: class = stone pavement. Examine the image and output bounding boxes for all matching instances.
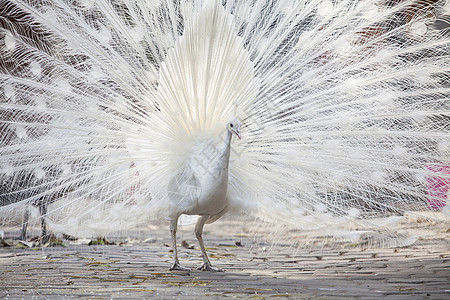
[0,218,449,299]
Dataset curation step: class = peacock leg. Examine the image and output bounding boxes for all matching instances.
[195,216,224,272]
[39,201,49,244]
[169,218,190,271]
[20,207,30,241]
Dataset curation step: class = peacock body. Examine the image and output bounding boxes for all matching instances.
[1,0,449,269]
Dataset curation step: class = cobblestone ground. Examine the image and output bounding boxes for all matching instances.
[1,217,449,299]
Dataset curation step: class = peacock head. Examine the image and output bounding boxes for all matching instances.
[227,117,241,139]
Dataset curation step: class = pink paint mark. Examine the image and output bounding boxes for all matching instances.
[425,163,450,210]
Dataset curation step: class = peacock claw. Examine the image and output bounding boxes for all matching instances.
[169,263,191,271]
[198,263,224,272]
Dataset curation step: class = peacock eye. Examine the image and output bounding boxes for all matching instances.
[230,123,233,128]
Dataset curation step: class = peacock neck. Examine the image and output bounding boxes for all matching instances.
[217,130,233,173]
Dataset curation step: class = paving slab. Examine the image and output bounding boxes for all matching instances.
[0,218,449,299]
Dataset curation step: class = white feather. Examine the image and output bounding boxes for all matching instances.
[0,0,449,250]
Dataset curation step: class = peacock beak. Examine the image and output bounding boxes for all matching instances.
[234,130,241,139]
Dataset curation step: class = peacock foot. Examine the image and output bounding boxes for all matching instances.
[169,262,191,271]
[198,263,224,272]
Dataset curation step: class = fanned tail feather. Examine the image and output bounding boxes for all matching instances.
[0,0,449,246]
